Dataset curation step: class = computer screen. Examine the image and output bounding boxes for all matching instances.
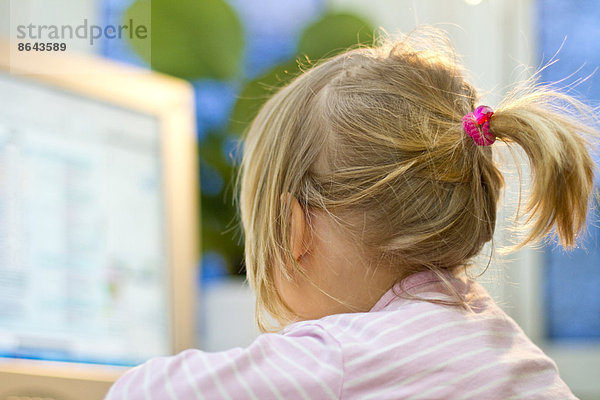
[0,74,171,367]
[0,43,197,400]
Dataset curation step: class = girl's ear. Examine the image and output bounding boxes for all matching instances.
[282,194,310,261]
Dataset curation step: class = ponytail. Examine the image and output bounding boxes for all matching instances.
[490,89,599,250]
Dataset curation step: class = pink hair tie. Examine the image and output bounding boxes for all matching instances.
[462,105,495,146]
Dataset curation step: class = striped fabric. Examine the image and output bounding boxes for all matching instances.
[105,271,576,399]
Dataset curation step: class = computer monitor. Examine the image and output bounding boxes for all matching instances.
[0,41,198,400]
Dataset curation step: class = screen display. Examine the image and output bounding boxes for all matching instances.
[0,74,171,366]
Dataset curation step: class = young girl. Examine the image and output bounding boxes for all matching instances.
[106,30,597,399]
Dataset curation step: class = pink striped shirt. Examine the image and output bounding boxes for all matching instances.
[105,271,576,399]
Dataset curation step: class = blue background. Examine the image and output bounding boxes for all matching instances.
[538,0,600,340]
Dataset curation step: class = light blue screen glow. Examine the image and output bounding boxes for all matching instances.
[0,74,171,365]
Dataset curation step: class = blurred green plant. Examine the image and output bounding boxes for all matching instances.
[125,0,244,80]
[125,0,374,275]
[229,13,376,135]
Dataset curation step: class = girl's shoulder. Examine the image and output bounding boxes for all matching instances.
[283,272,575,399]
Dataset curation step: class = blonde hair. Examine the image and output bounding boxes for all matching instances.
[238,29,599,332]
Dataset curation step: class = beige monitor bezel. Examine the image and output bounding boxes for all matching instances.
[0,42,199,399]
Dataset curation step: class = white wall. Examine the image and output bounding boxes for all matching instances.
[199,278,261,351]
[0,0,9,38]
[329,0,536,106]
[0,0,99,53]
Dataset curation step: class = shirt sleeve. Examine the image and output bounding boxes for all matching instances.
[104,322,343,400]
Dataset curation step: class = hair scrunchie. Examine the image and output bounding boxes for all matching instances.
[462,105,495,146]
